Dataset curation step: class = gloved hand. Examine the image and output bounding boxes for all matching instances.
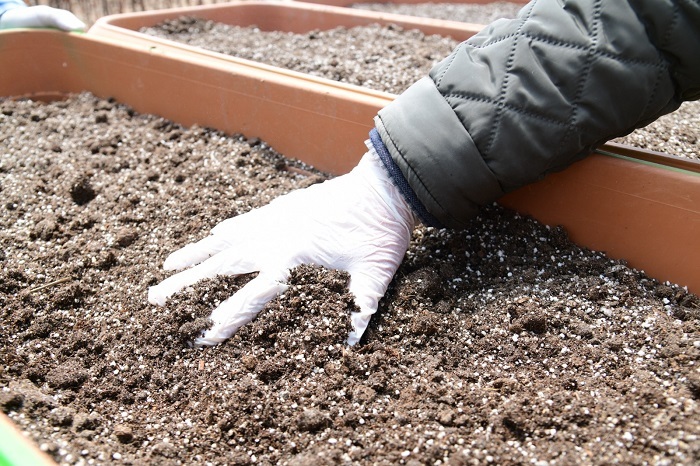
[0,5,86,31]
[148,147,417,346]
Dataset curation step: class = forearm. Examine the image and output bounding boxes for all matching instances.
[374,0,700,229]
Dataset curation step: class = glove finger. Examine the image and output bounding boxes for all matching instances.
[210,185,319,235]
[163,234,243,271]
[345,270,388,346]
[210,208,265,235]
[194,272,289,346]
[148,250,260,306]
[165,209,282,270]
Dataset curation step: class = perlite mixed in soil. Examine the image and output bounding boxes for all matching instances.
[141,14,699,160]
[1,89,699,466]
[2,3,700,465]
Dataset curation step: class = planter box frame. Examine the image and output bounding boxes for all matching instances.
[88,1,485,47]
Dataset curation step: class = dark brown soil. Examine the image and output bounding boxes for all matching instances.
[1,90,699,465]
[2,4,699,465]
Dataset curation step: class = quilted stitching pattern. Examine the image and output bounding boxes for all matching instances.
[429,0,679,191]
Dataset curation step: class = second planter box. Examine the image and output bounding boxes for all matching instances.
[88,1,483,52]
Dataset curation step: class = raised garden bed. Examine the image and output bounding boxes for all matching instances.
[88,1,483,46]
[1,27,699,466]
[89,1,699,163]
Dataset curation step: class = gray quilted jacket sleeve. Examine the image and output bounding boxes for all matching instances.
[373,0,700,229]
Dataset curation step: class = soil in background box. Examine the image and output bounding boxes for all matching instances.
[141,14,699,160]
[1,93,699,465]
[142,20,458,96]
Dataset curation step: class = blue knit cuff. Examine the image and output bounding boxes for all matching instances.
[369,128,443,228]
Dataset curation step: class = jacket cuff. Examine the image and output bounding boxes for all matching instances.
[374,77,505,229]
[369,128,442,228]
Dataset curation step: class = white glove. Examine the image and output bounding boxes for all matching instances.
[0,5,86,31]
[149,147,417,346]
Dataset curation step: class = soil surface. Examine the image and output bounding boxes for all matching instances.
[2,3,699,465]
[1,90,699,466]
[141,12,699,160]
